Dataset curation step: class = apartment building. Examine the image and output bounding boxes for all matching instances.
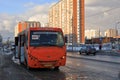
[105,29,118,37]
[49,0,84,44]
[85,29,101,39]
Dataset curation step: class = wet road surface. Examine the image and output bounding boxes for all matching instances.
[0,52,120,80]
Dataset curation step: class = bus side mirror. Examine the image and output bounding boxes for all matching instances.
[65,36,68,43]
[15,37,18,46]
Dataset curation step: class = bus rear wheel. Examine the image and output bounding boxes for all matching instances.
[25,58,31,70]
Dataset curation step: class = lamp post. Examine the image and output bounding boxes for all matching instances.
[67,10,73,44]
[69,13,74,51]
[115,22,120,50]
[66,10,74,51]
[7,37,10,48]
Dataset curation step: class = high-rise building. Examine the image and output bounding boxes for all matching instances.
[49,0,85,44]
[85,29,101,39]
[105,29,118,37]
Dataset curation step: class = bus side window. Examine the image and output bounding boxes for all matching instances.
[57,33,64,45]
[21,35,25,46]
[25,32,28,48]
[15,37,18,46]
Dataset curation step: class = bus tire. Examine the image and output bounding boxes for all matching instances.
[25,58,31,70]
[26,62,31,70]
[54,66,59,71]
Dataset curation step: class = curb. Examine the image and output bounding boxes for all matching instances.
[67,54,120,64]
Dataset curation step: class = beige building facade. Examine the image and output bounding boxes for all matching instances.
[49,0,84,44]
[105,29,118,37]
[85,29,101,39]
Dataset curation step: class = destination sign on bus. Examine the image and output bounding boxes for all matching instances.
[32,32,58,35]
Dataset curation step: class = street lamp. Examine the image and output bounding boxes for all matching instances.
[66,10,73,44]
[7,37,10,48]
[66,10,74,51]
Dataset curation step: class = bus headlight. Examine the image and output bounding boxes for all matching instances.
[61,56,65,59]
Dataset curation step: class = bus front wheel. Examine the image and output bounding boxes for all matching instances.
[54,66,59,71]
[25,58,31,70]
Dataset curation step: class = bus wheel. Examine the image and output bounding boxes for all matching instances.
[26,62,31,70]
[25,58,31,70]
[54,66,59,71]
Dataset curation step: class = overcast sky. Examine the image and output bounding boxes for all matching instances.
[0,0,58,41]
[85,0,120,33]
[0,0,120,41]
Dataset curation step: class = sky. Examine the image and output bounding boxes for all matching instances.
[85,0,120,34]
[0,0,58,41]
[0,0,120,41]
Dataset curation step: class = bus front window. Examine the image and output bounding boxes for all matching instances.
[30,31,64,47]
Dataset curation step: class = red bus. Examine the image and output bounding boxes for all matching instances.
[15,27,66,70]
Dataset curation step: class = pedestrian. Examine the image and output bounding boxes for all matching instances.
[99,44,102,50]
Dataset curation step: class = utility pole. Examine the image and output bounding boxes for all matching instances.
[115,22,120,47]
[98,28,101,44]
[115,22,120,36]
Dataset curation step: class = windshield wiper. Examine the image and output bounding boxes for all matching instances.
[40,43,63,47]
[40,43,56,46]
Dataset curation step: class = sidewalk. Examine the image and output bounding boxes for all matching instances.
[67,52,120,64]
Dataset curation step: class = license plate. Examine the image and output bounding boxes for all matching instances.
[44,64,53,67]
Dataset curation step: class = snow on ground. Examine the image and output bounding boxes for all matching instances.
[12,56,20,65]
[4,51,13,55]
[0,48,20,65]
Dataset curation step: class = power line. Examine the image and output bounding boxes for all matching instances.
[86,7,120,18]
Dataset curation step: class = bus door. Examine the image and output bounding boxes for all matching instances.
[19,34,25,64]
[15,37,18,58]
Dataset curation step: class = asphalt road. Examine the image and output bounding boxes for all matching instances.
[0,53,38,80]
[97,50,120,56]
[65,57,120,80]
[0,52,120,80]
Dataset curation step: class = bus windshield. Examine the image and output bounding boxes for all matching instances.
[30,31,64,47]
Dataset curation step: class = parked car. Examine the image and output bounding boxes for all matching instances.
[79,45,86,53]
[79,45,96,55]
[93,44,100,51]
